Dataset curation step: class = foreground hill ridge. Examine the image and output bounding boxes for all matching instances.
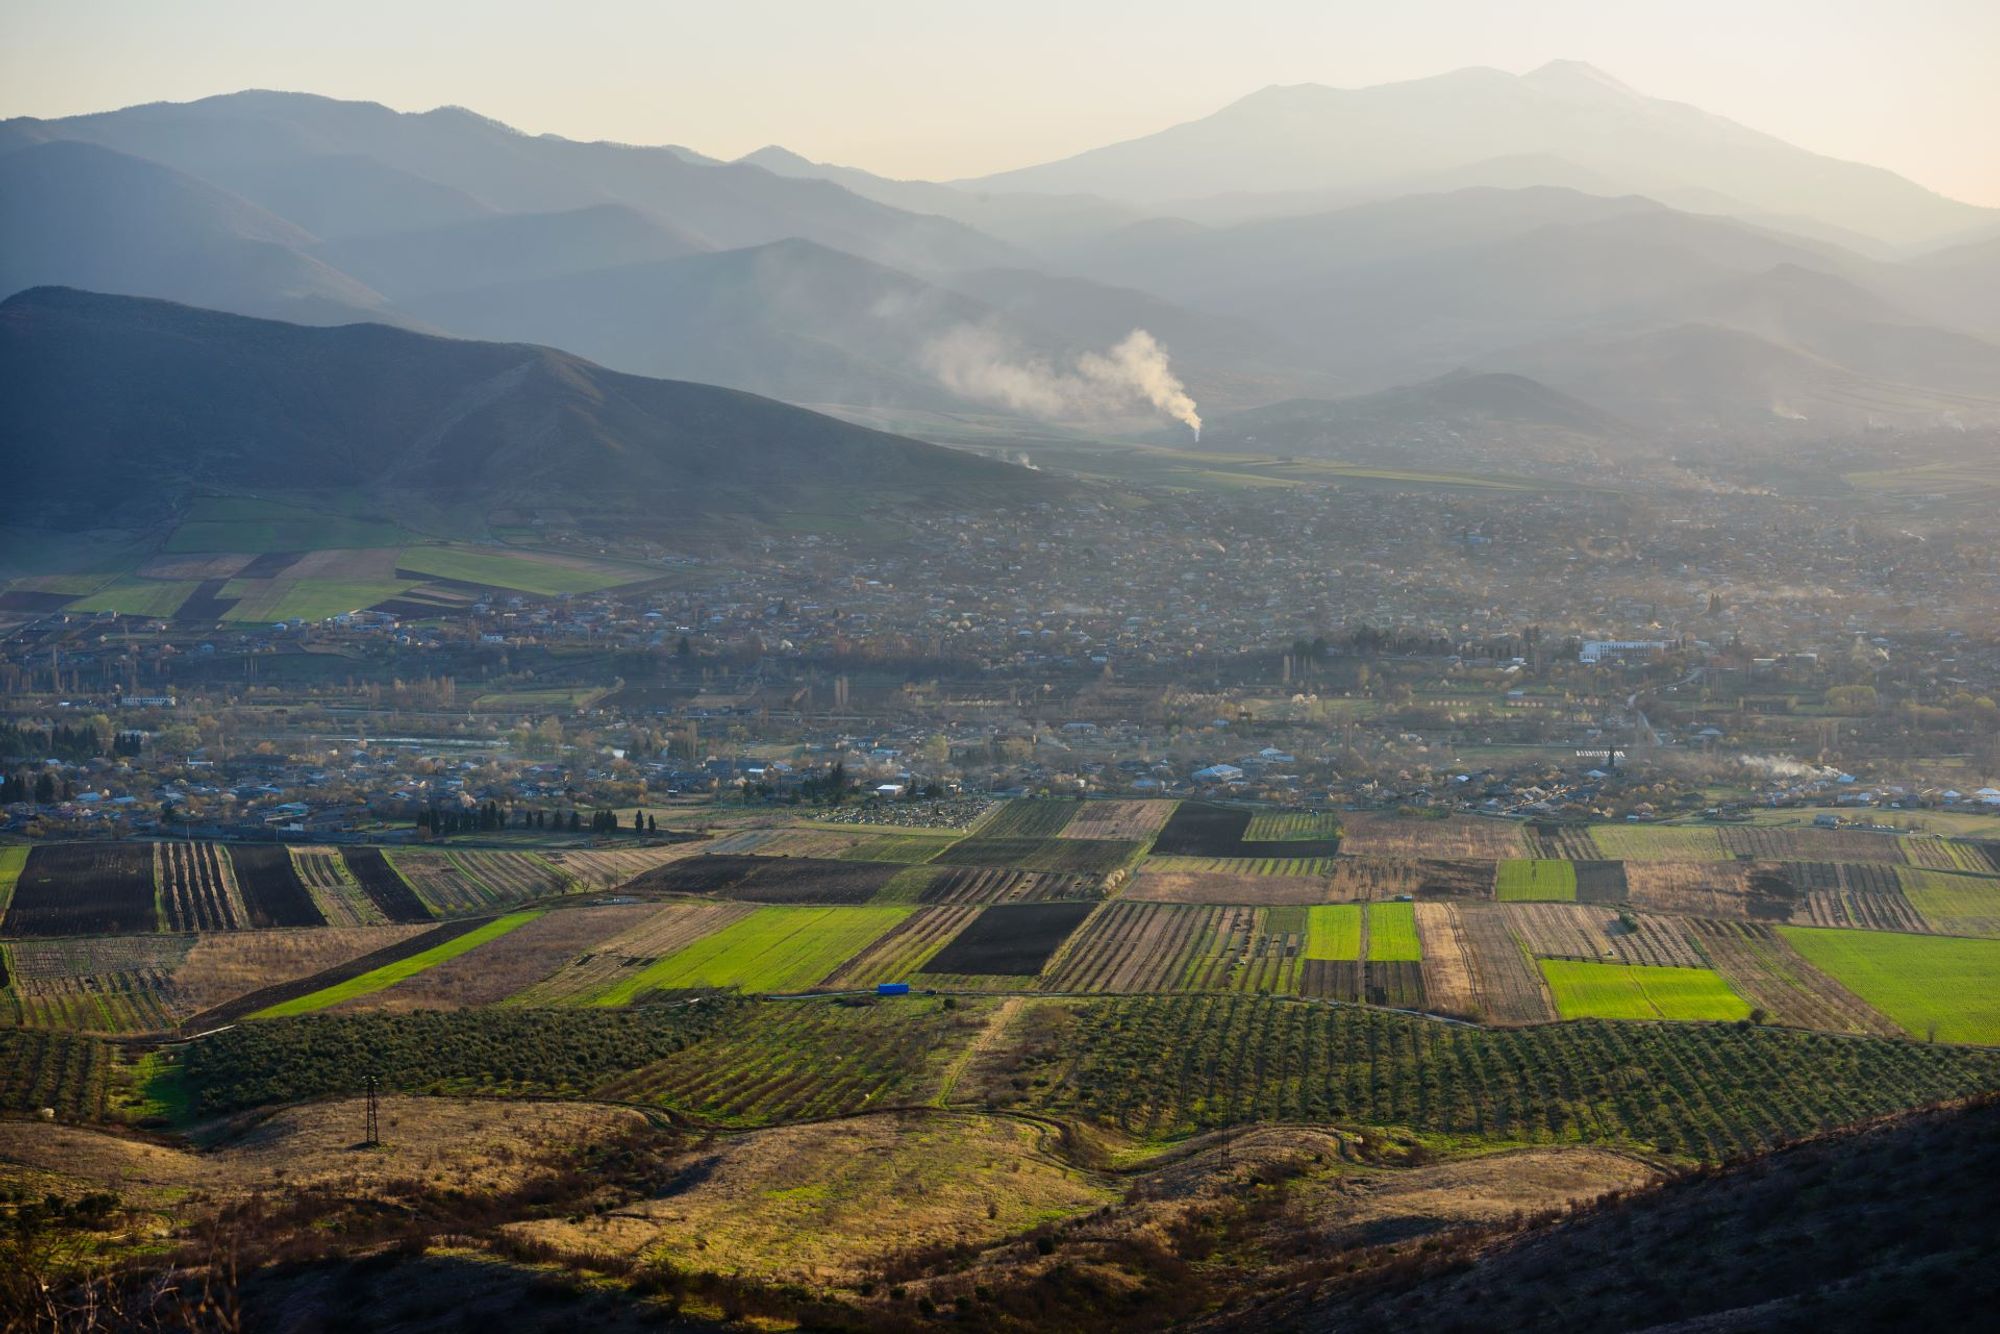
[0,286,1048,532]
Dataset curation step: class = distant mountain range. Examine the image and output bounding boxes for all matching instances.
[4,75,1999,451]
[0,288,1047,535]
[960,61,1995,251]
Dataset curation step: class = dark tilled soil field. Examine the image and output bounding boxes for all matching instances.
[339,848,434,924]
[1572,860,1629,903]
[1299,958,1363,1001]
[230,845,326,928]
[920,901,1097,976]
[731,858,901,904]
[2,844,157,937]
[1152,802,1342,859]
[1365,960,1427,1009]
[625,855,770,896]
[932,836,1137,875]
[1414,860,1496,898]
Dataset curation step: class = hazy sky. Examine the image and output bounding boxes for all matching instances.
[4,0,1996,205]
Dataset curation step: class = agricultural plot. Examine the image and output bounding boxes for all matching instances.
[392,545,646,596]
[1495,859,1577,902]
[0,845,27,916]
[821,906,983,987]
[449,850,574,904]
[388,849,555,915]
[1153,905,1304,994]
[182,920,487,1028]
[1589,825,1730,862]
[1718,826,1907,864]
[1143,854,1342,878]
[1455,904,1558,1024]
[545,844,702,889]
[1779,927,2000,1044]
[1367,902,1422,961]
[1414,859,1504,899]
[338,848,433,923]
[832,832,960,863]
[1571,860,1630,903]
[1413,902,1480,1019]
[1338,812,1527,860]
[0,1031,112,1121]
[586,906,910,1003]
[933,835,1140,876]
[975,800,1082,839]
[594,995,988,1125]
[289,847,384,925]
[170,926,432,1019]
[709,827,871,858]
[154,842,248,932]
[229,846,324,927]
[1151,801,1341,859]
[509,901,756,1005]
[254,911,542,1018]
[921,900,1096,977]
[1508,904,1705,968]
[1059,800,1177,841]
[6,934,193,1033]
[1540,960,1751,1023]
[1327,858,1426,900]
[1123,869,1331,905]
[625,854,768,895]
[1899,836,1996,874]
[1304,905,1363,960]
[1685,920,1900,1037]
[1044,903,1240,993]
[1899,868,2000,937]
[2,844,159,937]
[335,905,655,1011]
[1793,889,1929,933]
[1524,825,1603,860]
[1624,861,1795,920]
[1243,810,1346,843]
[729,857,903,904]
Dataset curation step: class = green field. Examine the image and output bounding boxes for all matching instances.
[252,913,540,1018]
[1303,905,1362,961]
[1496,859,1579,901]
[1897,869,2000,937]
[1589,825,1729,861]
[1780,927,2000,1044]
[1540,960,1752,1022]
[68,579,201,617]
[1366,902,1422,961]
[0,845,26,916]
[586,906,910,1003]
[221,579,416,622]
[395,546,644,596]
[166,495,414,552]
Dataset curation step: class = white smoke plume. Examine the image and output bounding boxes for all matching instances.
[1735,753,1838,781]
[924,326,1201,438]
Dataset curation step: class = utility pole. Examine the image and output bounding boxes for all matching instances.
[363,1072,381,1147]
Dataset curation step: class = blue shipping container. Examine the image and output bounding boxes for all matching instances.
[876,982,911,996]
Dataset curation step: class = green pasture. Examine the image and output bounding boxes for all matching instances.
[1780,927,2000,1044]
[585,906,910,1003]
[1539,960,1751,1023]
[252,912,540,1018]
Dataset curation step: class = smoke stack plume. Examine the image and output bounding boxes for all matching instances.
[924,326,1201,437]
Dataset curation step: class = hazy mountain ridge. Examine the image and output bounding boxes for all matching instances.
[963,61,1994,249]
[4,76,1997,443]
[0,287,1049,532]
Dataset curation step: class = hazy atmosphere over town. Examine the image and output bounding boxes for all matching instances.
[2,2,1999,1329]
